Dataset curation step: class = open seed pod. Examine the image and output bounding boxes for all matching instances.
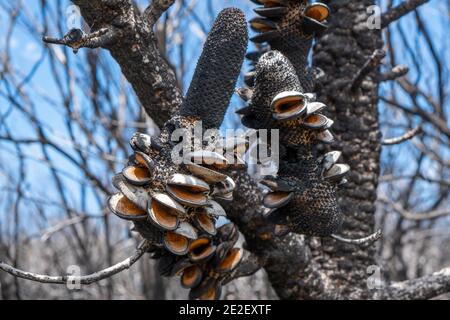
[321,151,342,171]
[260,177,294,192]
[189,277,222,301]
[193,211,217,236]
[216,248,243,273]
[301,3,330,37]
[235,87,253,102]
[211,242,233,268]
[181,265,203,289]
[134,151,156,171]
[122,165,151,186]
[185,162,228,184]
[263,191,294,209]
[185,150,229,170]
[174,221,198,240]
[306,102,327,116]
[166,174,210,207]
[205,200,227,217]
[169,256,194,277]
[148,194,183,231]
[108,193,147,221]
[304,3,330,22]
[271,91,307,121]
[164,231,190,256]
[254,6,287,18]
[250,17,277,33]
[323,164,350,182]
[217,223,239,246]
[188,237,217,263]
[317,130,334,144]
[112,174,149,211]
[302,114,333,130]
[211,176,236,201]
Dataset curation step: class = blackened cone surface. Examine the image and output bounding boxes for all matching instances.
[247,50,302,131]
[181,8,248,129]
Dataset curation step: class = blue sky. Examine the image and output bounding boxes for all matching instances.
[0,0,449,235]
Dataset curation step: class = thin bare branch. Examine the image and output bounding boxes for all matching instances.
[382,126,422,145]
[350,49,386,92]
[379,196,450,221]
[0,241,151,285]
[331,230,382,246]
[381,0,430,29]
[382,267,450,299]
[43,28,115,54]
[144,0,176,27]
[376,65,409,82]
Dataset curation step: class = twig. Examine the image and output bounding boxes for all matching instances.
[43,28,115,53]
[40,215,97,242]
[381,0,430,29]
[382,267,450,299]
[376,65,409,82]
[382,126,422,145]
[331,230,382,246]
[0,241,151,285]
[379,196,450,221]
[350,49,386,92]
[144,0,176,27]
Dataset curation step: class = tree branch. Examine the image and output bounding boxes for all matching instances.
[376,65,409,82]
[67,0,182,127]
[144,0,176,27]
[379,196,450,221]
[331,230,382,247]
[382,126,422,145]
[381,0,430,29]
[0,241,151,285]
[350,49,386,92]
[43,28,115,54]
[383,267,450,299]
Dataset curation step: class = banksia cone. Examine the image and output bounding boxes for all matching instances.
[107,8,248,300]
[180,7,248,129]
[240,50,348,236]
[247,0,330,91]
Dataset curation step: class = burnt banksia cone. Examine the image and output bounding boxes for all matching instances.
[107,8,248,300]
[235,1,347,237]
[242,50,348,237]
[246,0,330,91]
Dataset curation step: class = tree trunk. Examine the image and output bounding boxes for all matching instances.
[230,0,383,299]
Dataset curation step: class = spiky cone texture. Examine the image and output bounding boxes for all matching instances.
[240,50,348,237]
[247,0,330,92]
[107,8,249,300]
[180,7,248,129]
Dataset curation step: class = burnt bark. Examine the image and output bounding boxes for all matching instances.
[226,0,383,300]
[309,0,383,299]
